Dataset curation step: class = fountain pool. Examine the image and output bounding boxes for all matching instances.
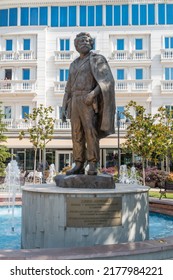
[0,206,173,250]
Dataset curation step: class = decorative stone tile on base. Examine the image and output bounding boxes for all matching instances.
[54,174,115,189]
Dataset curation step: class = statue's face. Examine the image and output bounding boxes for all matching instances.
[75,35,92,55]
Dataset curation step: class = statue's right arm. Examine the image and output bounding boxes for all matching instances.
[62,71,71,122]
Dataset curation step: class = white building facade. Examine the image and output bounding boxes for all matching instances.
[0,0,173,171]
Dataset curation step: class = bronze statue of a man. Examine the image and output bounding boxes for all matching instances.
[62,32,115,175]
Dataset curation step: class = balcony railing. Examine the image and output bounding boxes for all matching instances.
[161,80,173,92]
[54,81,66,93]
[161,49,173,60]
[2,119,127,131]
[115,80,152,92]
[0,80,36,93]
[54,51,74,61]
[110,50,150,61]
[0,51,36,61]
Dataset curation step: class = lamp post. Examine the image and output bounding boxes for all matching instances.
[117,111,121,180]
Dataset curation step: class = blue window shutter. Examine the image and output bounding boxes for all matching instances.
[117,39,124,50]
[65,70,69,81]
[165,68,169,80]
[51,7,59,27]
[9,8,17,26]
[22,106,29,118]
[167,4,173,24]
[122,5,128,25]
[30,8,38,25]
[40,7,48,25]
[88,6,94,26]
[136,69,143,79]
[140,5,146,25]
[135,39,143,50]
[114,5,120,26]
[171,68,173,80]
[0,9,8,26]
[132,5,138,25]
[60,69,64,81]
[21,8,29,26]
[6,40,13,51]
[165,37,169,48]
[96,5,102,26]
[60,7,67,27]
[23,69,30,80]
[69,6,76,26]
[158,4,165,25]
[148,4,155,25]
[171,38,173,48]
[117,69,124,80]
[106,5,112,26]
[80,6,86,26]
[24,39,30,50]
[60,39,64,51]
[66,39,70,51]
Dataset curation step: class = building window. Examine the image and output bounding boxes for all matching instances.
[60,39,70,51]
[23,39,30,50]
[165,37,173,49]
[21,7,29,26]
[69,6,76,26]
[4,106,12,119]
[88,6,94,26]
[135,39,143,50]
[40,7,48,25]
[51,6,59,27]
[6,40,13,51]
[122,5,128,25]
[80,6,86,26]
[60,7,67,27]
[23,69,30,80]
[117,69,124,80]
[96,5,102,26]
[22,106,29,119]
[9,8,17,26]
[117,39,124,50]
[165,68,173,80]
[114,5,120,26]
[106,5,112,26]
[165,105,173,118]
[158,4,165,25]
[60,69,69,81]
[30,7,38,25]
[167,4,173,24]
[148,4,155,25]
[5,69,12,80]
[140,5,146,25]
[132,5,138,25]
[136,69,143,80]
[0,9,8,26]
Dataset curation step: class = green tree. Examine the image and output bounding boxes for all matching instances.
[0,103,11,176]
[122,101,172,185]
[19,104,55,183]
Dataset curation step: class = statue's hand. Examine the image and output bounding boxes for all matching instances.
[61,108,67,123]
[84,91,95,106]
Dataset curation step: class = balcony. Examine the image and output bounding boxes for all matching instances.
[161,80,173,93]
[0,51,16,61]
[161,49,173,63]
[0,51,37,65]
[54,81,66,94]
[115,79,152,94]
[110,50,129,61]
[54,51,74,62]
[0,80,37,95]
[109,50,151,66]
[18,50,36,60]
[131,50,149,60]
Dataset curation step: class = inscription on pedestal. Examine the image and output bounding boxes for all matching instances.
[66,197,122,227]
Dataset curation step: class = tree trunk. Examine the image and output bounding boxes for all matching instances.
[42,147,46,183]
[33,148,37,184]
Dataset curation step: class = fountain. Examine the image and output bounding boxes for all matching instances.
[4,160,20,231]
[46,163,56,184]
[119,165,139,184]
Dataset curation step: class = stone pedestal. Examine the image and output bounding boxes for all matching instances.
[21,183,149,249]
[54,174,115,188]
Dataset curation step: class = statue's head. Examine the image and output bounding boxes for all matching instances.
[74,32,94,55]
